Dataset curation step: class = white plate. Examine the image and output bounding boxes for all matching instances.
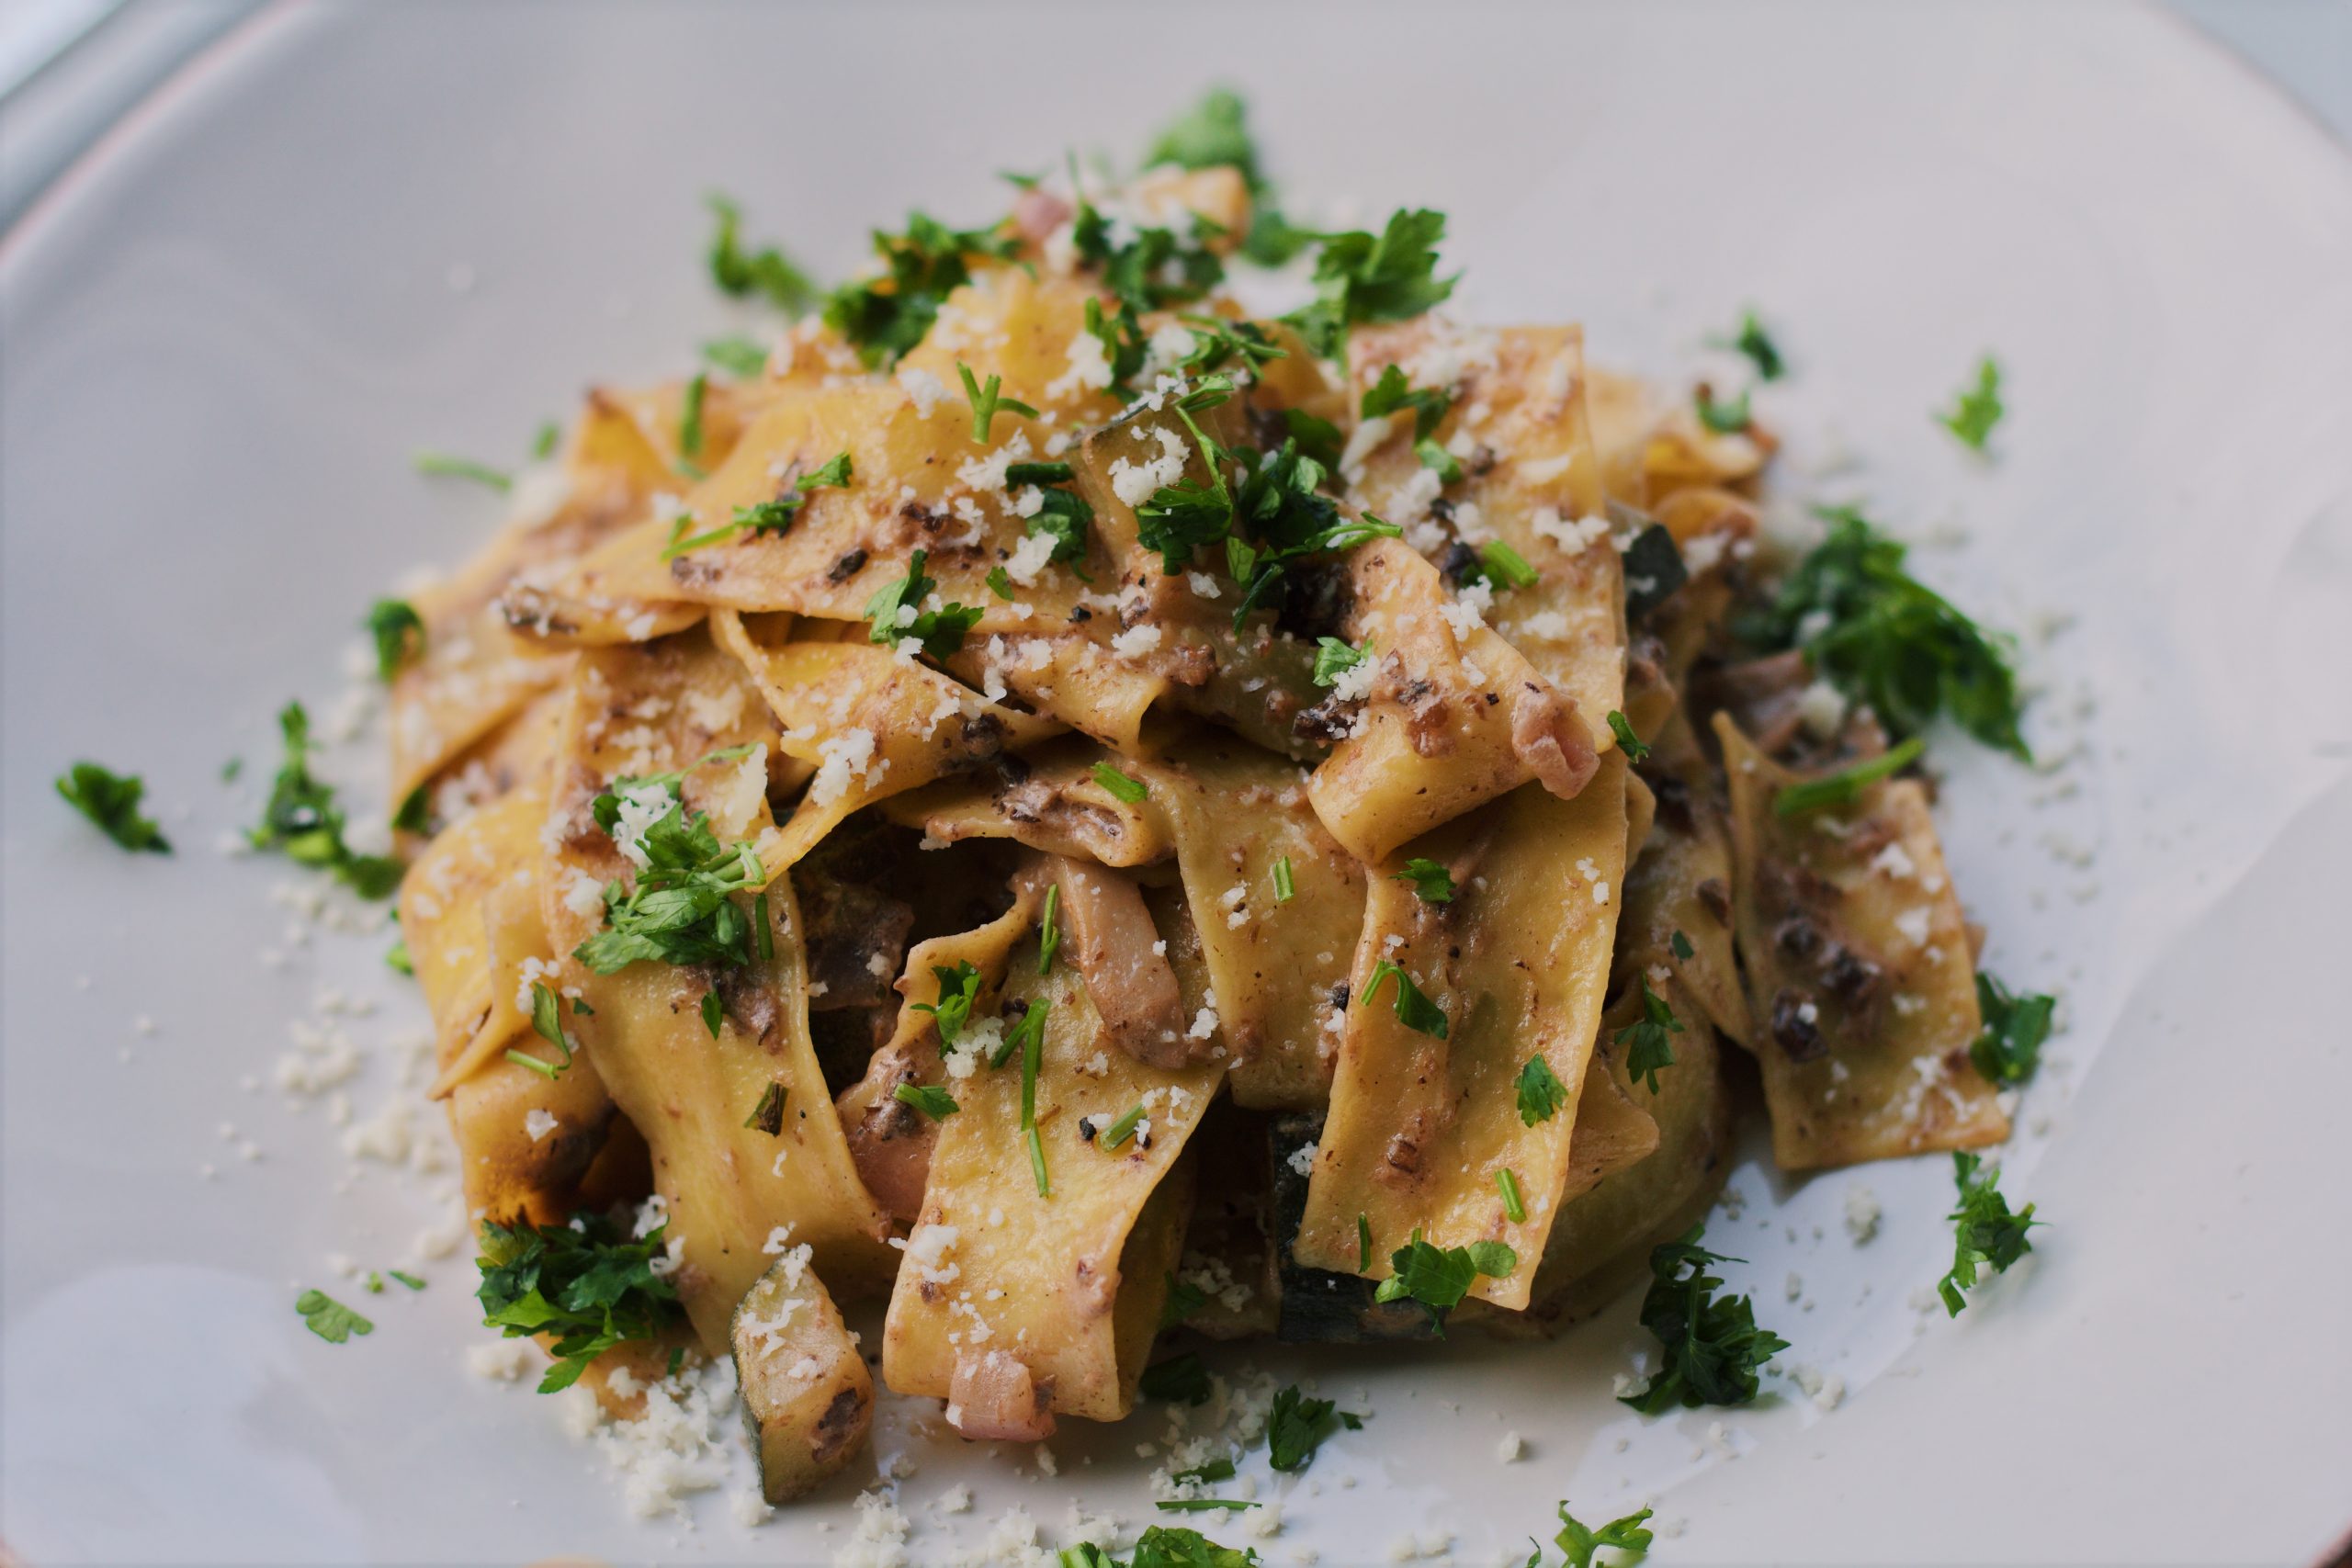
[5,5,2350,1563]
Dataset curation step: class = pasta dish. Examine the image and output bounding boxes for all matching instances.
[342,95,2049,1519]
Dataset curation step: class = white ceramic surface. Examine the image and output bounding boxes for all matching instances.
[4,4,2349,1563]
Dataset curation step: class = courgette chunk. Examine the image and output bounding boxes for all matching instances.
[729,1252,873,1503]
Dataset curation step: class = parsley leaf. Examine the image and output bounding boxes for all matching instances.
[1695,384,1750,434]
[894,1082,960,1120]
[1605,710,1648,761]
[508,979,577,1080]
[1773,736,1925,818]
[413,451,511,491]
[743,1081,786,1134]
[1363,958,1448,1040]
[1717,309,1783,381]
[862,548,983,659]
[1285,209,1457,358]
[476,1210,684,1393]
[571,773,763,975]
[1126,1527,1262,1568]
[1373,1233,1516,1334]
[1265,1384,1363,1473]
[1619,1225,1789,1414]
[1669,929,1695,961]
[706,193,817,312]
[1394,858,1454,904]
[663,452,851,558]
[1620,516,1689,621]
[959,361,1040,444]
[1939,1152,2040,1315]
[249,703,403,897]
[1743,506,2028,759]
[1091,761,1149,804]
[55,761,170,853]
[1311,637,1370,688]
[824,212,1017,367]
[367,599,424,681]
[1614,977,1685,1094]
[1555,1502,1656,1568]
[1139,1352,1211,1405]
[1360,363,1452,439]
[1515,1055,1568,1126]
[1416,438,1463,484]
[1970,972,2056,1087]
[1159,1272,1209,1331]
[1071,198,1224,316]
[1938,355,2004,451]
[699,989,724,1038]
[912,961,982,1049]
[296,1289,374,1344]
[1143,86,1262,190]
[1135,404,1237,574]
[702,334,771,378]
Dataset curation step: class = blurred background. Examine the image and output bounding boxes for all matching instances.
[2,0,2347,232]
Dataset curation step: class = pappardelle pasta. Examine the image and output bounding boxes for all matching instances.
[380,100,2039,1506]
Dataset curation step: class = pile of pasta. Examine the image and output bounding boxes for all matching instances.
[392,166,2008,1501]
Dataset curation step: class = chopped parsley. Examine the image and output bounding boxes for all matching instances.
[894,1082,960,1120]
[1373,1232,1516,1334]
[706,193,817,312]
[1938,355,2004,451]
[1694,384,1750,434]
[1669,929,1695,961]
[249,703,404,897]
[385,936,413,976]
[571,771,763,974]
[505,980,576,1081]
[958,361,1039,444]
[699,989,724,1038]
[1969,972,2056,1086]
[533,421,560,459]
[1773,736,1925,818]
[1037,884,1061,974]
[1416,439,1463,484]
[1285,208,1458,358]
[1717,309,1783,381]
[55,761,170,853]
[1360,363,1452,439]
[1070,197,1224,316]
[1311,636,1370,688]
[1139,1351,1211,1405]
[1143,86,1263,190]
[743,1081,786,1134]
[678,372,708,459]
[912,961,982,1049]
[1497,1168,1526,1224]
[1619,1224,1789,1414]
[366,598,424,681]
[1363,958,1448,1040]
[388,1269,425,1291]
[1742,505,2028,758]
[663,451,851,558]
[1159,1273,1209,1331]
[1099,1103,1148,1151]
[1553,1502,1656,1568]
[1019,983,1049,1197]
[986,566,1015,600]
[1356,1213,1373,1272]
[1091,761,1149,804]
[702,334,772,378]
[1939,1151,2040,1315]
[296,1289,374,1344]
[1265,1384,1363,1472]
[1272,855,1295,904]
[1614,977,1684,1094]
[1155,1501,1256,1515]
[1394,858,1455,904]
[862,548,983,659]
[1463,540,1539,592]
[824,212,1018,367]
[413,451,512,491]
[475,1210,684,1393]
[1605,710,1648,761]
[1515,1055,1569,1126]
[1135,400,1237,574]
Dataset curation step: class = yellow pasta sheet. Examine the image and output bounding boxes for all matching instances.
[883,933,1221,1430]
[1715,715,2008,1168]
[1294,756,1633,1311]
[541,635,895,1345]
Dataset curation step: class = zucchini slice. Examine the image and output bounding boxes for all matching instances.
[729,1252,873,1503]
